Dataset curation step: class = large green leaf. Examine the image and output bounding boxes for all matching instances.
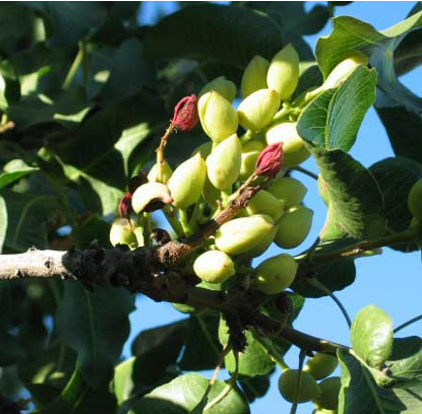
[338,350,422,414]
[307,145,386,240]
[144,4,283,67]
[316,12,422,114]
[55,281,135,388]
[0,159,39,190]
[369,157,422,232]
[297,66,377,152]
[129,373,250,414]
[0,329,25,366]
[351,305,394,368]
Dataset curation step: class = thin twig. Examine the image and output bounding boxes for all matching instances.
[394,313,422,333]
[291,165,319,180]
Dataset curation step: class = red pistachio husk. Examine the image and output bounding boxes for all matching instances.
[118,192,133,218]
[254,142,284,178]
[171,94,199,131]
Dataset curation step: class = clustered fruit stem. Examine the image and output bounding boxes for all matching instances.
[156,123,176,183]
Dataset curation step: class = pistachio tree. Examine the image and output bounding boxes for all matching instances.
[1,2,422,414]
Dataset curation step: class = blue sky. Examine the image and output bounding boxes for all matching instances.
[127,3,422,413]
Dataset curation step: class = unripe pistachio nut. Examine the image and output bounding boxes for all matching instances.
[168,152,207,208]
[193,250,236,283]
[267,44,299,101]
[198,90,238,142]
[241,55,270,98]
[304,353,338,380]
[268,177,308,208]
[313,377,341,410]
[131,182,173,214]
[202,175,220,209]
[237,89,281,131]
[255,253,298,295]
[191,141,212,158]
[266,121,310,167]
[109,218,137,249]
[215,214,275,255]
[206,134,242,190]
[147,161,173,184]
[278,369,321,403]
[199,76,237,102]
[246,189,284,221]
[239,140,266,180]
[275,206,313,249]
[324,51,368,90]
[408,177,422,221]
[242,225,277,258]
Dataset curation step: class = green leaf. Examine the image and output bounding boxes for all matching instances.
[55,281,135,388]
[316,12,422,113]
[238,374,271,403]
[307,145,386,239]
[297,66,377,152]
[0,159,39,190]
[351,305,394,368]
[144,4,283,67]
[129,373,250,414]
[0,195,7,253]
[0,329,25,366]
[338,349,422,414]
[369,157,422,232]
[72,215,111,249]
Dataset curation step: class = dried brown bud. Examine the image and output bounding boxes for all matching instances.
[118,192,133,218]
[254,143,283,177]
[171,94,199,131]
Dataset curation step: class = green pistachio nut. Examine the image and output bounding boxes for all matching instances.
[275,206,313,249]
[109,218,137,249]
[267,44,299,101]
[255,253,298,295]
[246,190,284,221]
[278,369,322,403]
[313,377,341,410]
[193,250,236,283]
[304,353,338,380]
[241,55,270,98]
[237,89,281,131]
[323,51,368,90]
[168,152,206,208]
[147,161,173,184]
[267,177,308,208]
[206,134,242,190]
[215,214,275,255]
[266,121,310,167]
[198,90,238,143]
[408,177,422,221]
[242,225,277,258]
[202,175,220,209]
[198,76,237,102]
[312,410,337,414]
[239,140,266,180]
[191,141,212,158]
[131,182,173,214]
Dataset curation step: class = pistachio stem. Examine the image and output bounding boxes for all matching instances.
[394,313,422,333]
[290,165,319,180]
[179,208,192,236]
[162,205,185,237]
[290,350,307,414]
[63,42,85,90]
[156,124,176,182]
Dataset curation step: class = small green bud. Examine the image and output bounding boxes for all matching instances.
[267,44,299,101]
[275,206,313,249]
[278,369,321,403]
[304,353,338,380]
[237,89,281,131]
[131,182,173,214]
[408,177,422,221]
[109,218,137,249]
[324,51,368,90]
[198,90,238,142]
[199,76,237,102]
[313,377,341,411]
[255,253,298,295]
[267,177,308,208]
[239,140,266,180]
[147,161,173,184]
[206,134,242,190]
[168,152,206,208]
[241,55,270,98]
[242,225,277,258]
[266,122,310,167]
[193,250,235,283]
[215,214,275,255]
[246,190,284,221]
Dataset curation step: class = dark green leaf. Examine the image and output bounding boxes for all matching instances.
[72,215,111,249]
[55,281,135,388]
[144,4,283,67]
[0,159,39,190]
[129,373,250,414]
[0,329,25,366]
[238,374,272,403]
[298,66,377,151]
[351,305,393,368]
[369,157,422,232]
